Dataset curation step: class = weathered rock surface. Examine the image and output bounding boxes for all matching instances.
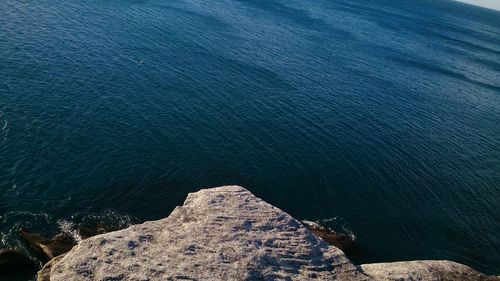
[359,260,500,281]
[37,254,65,281]
[46,186,369,281]
[39,185,500,281]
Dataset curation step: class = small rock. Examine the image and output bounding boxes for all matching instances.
[359,260,500,281]
[301,220,354,252]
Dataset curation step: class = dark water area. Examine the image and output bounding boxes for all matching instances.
[1,0,499,278]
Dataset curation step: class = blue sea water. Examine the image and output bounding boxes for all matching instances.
[0,0,499,278]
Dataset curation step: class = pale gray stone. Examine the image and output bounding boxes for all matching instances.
[37,254,65,281]
[359,260,500,281]
[40,186,499,281]
[46,186,369,281]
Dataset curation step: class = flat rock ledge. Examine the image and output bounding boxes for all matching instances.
[39,186,499,281]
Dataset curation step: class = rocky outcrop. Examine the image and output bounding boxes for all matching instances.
[38,185,499,281]
[359,260,500,281]
[43,186,368,280]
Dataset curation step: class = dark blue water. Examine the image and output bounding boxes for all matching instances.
[1,0,499,277]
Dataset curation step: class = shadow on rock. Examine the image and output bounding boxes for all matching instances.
[77,223,124,240]
[36,254,65,281]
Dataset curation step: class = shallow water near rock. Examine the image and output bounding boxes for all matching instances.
[0,0,499,278]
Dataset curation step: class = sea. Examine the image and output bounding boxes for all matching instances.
[1,0,499,279]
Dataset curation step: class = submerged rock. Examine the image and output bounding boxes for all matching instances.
[19,223,124,264]
[301,220,354,253]
[19,228,77,262]
[0,248,36,275]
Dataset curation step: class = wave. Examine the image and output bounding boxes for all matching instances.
[0,209,136,254]
[56,210,137,242]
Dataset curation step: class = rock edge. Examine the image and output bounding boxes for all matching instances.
[39,185,499,281]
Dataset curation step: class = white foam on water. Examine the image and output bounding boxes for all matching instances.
[57,219,83,242]
[81,210,136,228]
[0,110,8,143]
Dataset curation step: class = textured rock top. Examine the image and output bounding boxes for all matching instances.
[359,260,499,281]
[43,186,499,281]
[47,186,369,281]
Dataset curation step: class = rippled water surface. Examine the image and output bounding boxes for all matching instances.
[1,0,499,277]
